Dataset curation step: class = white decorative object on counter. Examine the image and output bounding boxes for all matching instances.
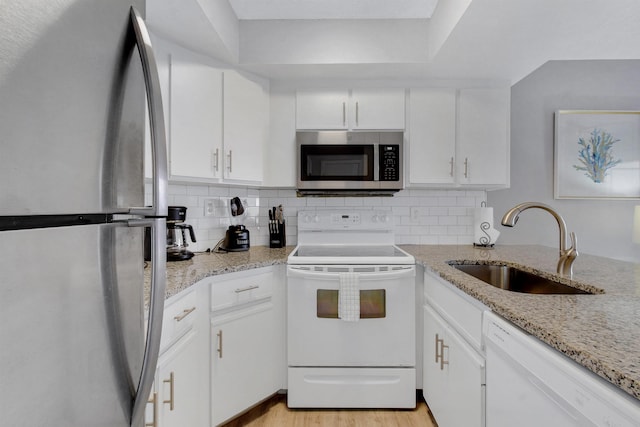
[474,203,500,246]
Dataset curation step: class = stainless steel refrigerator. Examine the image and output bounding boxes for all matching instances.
[0,1,168,426]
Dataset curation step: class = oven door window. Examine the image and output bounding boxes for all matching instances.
[316,289,386,319]
[300,145,374,181]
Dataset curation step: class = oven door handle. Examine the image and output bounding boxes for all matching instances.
[287,265,415,280]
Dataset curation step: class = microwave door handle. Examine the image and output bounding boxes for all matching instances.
[128,6,168,219]
[128,7,168,427]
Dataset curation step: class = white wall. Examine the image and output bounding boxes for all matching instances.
[149,183,486,253]
[488,60,640,262]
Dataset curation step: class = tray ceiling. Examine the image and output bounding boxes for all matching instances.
[228,0,439,20]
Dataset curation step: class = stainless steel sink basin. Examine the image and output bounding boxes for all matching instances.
[449,263,594,295]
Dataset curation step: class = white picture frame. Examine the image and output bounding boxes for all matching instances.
[554,110,640,199]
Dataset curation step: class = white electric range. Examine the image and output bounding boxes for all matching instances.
[287,210,416,408]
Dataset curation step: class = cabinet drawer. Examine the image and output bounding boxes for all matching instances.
[160,288,199,353]
[424,270,487,352]
[211,268,273,314]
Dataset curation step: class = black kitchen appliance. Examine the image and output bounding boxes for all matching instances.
[218,197,250,252]
[220,224,250,252]
[166,206,197,261]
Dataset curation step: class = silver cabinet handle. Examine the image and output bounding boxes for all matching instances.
[464,157,469,179]
[449,157,454,177]
[217,330,223,358]
[227,150,233,173]
[212,148,219,172]
[355,101,359,126]
[173,306,196,321]
[145,393,158,427]
[234,285,259,293]
[128,6,167,218]
[440,343,449,370]
[435,333,449,370]
[163,372,175,411]
[342,102,346,127]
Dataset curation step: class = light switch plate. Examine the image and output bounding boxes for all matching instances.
[204,198,216,217]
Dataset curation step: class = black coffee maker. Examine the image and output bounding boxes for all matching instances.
[166,206,197,261]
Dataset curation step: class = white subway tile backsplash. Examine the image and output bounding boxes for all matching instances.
[149,182,488,253]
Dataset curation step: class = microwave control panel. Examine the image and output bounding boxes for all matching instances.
[379,145,400,181]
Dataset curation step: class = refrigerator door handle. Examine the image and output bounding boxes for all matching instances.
[128,6,168,218]
[129,218,166,427]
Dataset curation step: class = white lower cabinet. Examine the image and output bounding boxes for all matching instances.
[153,330,208,427]
[423,304,484,427]
[146,285,209,427]
[423,270,488,427]
[209,267,283,426]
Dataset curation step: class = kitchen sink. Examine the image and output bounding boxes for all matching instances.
[449,263,595,295]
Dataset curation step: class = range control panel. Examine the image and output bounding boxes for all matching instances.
[298,210,392,231]
[379,144,400,181]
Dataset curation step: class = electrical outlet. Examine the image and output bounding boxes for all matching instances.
[410,207,421,222]
[204,198,216,217]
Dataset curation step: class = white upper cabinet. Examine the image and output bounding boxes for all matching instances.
[350,89,406,130]
[456,88,510,187]
[296,89,349,130]
[407,87,510,189]
[155,44,268,184]
[170,55,223,180]
[408,88,457,185]
[223,70,269,183]
[296,88,405,130]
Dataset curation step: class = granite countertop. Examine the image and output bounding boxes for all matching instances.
[145,246,294,303]
[147,244,640,402]
[399,244,640,401]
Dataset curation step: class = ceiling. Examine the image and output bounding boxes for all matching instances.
[228,0,439,20]
[148,0,640,84]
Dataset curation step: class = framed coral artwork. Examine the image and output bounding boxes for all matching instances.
[554,110,640,199]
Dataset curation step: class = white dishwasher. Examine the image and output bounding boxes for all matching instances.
[484,312,640,427]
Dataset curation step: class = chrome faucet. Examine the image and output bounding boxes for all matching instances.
[501,202,578,277]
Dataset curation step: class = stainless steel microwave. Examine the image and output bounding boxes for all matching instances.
[296,131,404,196]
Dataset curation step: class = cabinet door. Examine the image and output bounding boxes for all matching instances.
[350,88,405,129]
[457,88,510,186]
[211,303,280,426]
[408,88,457,185]
[423,304,485,427]
[296,89,349,130]
[170,56,223,179]
[223,70,268,182]
[154,330,208,427]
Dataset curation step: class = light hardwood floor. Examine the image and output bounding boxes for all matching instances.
[221,393,438,427]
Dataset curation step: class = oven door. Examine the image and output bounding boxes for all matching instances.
[287,264,415,367]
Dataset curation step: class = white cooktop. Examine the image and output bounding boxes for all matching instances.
[288,210,414,265]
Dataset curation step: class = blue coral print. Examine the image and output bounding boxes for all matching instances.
[573,128,622,183]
